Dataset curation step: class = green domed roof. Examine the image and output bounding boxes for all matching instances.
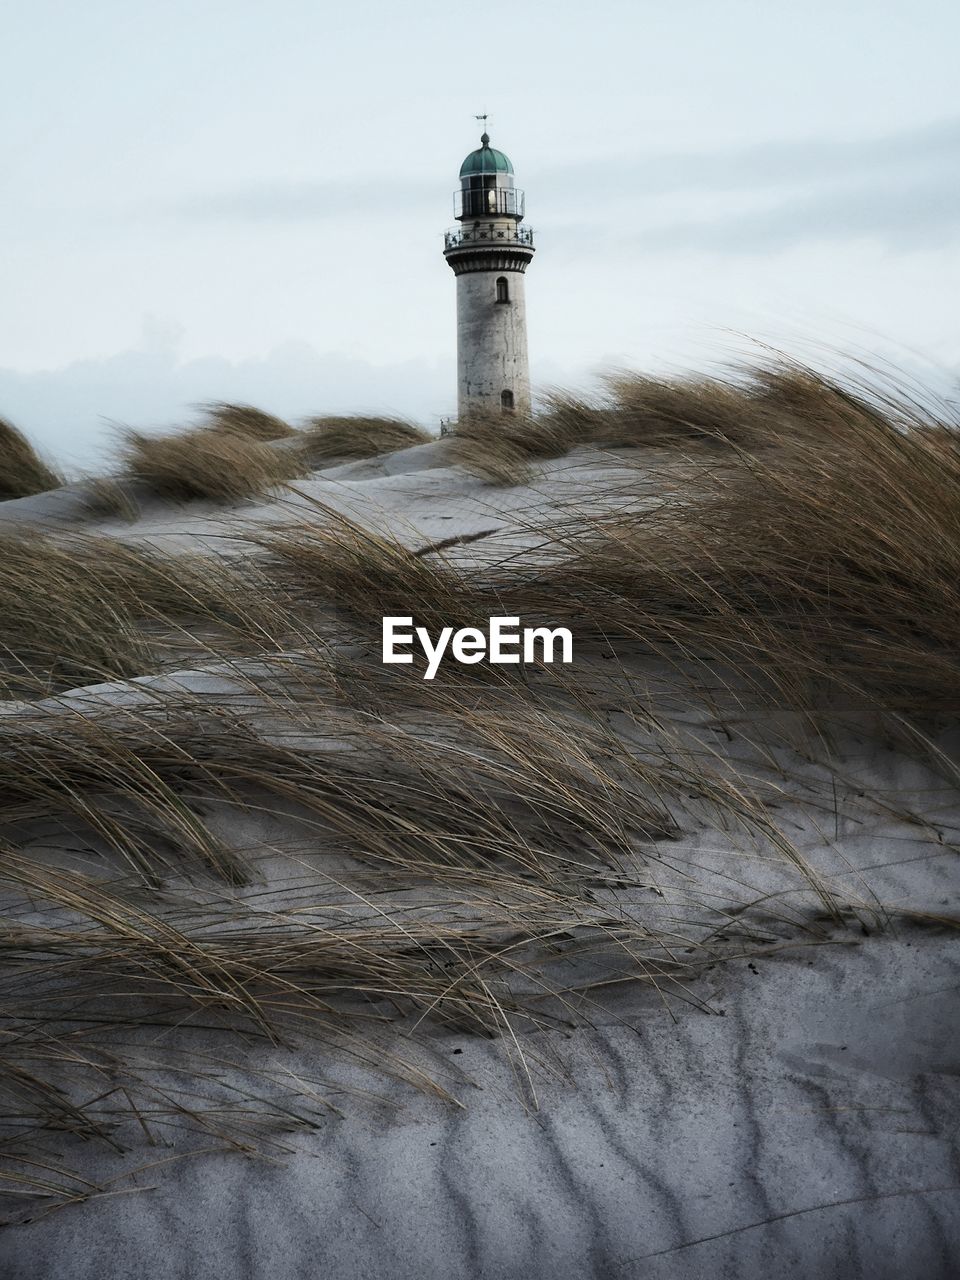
[459,133,514,177]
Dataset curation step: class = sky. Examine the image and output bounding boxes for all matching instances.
[3,0,959,469]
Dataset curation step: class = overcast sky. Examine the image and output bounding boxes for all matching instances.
[3,0,959,469]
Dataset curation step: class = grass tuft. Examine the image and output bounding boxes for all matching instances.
[202,402,297,441]
[120,425,310,503]
[0,531,297,696]
[81,476,141,521]
[0,417,62,500]
[297,415,431,467]
[445,409,579,484]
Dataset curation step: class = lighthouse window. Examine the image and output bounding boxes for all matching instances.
[495,277,510,303]
[501,390,515,413]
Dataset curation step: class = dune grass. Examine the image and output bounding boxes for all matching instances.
[297,415,431,467]
[0,416,62,501]
[1,819,770,1220]
[444,373,743,483]
[444,363,920,483]
[481,372,960,721]
[444,409,579,484]
[0,647,844,1219]
[202,401,297,441]
[258,503,486,636]
[0,355,957,1219]
[80,475,142,521]
[0,530,298,697]
[116,411,429,498]
[80,402,295,518]
[120,425,310,502]
[264,365,956,729]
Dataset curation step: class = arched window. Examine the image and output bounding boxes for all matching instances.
[495,276,509,303]
[500,389,515,413]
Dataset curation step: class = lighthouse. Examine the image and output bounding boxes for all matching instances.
[443,128,535,420]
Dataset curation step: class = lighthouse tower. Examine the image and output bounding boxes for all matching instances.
[443,129,535,420]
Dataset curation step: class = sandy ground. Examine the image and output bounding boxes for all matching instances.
[0,443,957,1279]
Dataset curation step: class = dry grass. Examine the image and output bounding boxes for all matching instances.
[445,375,750,482]
[472,367,960,722]
[1,826,769,1220]
[297,415,431,467]
[0,417,62,501]
[0,649,839,1217]
[202,402,297,441]
[0,534,151,694]
[0,652,843,1218]
[120,426,310,502]
[444,363,917,484]
[259,503,485,636]
[0,355,956,1219]
[0,530,298,697]
[0,702,245,882]
[592,372,755,446]
[445,409,579,484]
[265,364,960,724]
[80,476,141,521]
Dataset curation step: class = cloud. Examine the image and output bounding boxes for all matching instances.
[0,329,455,473]
[534,115,960,201]
[533,116,960,254]
[635,167,960,253]
[159,116,960,258]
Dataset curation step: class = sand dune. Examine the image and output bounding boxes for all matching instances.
[0,384,957,1278]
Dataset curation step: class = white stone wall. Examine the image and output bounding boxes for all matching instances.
[456,267,531,418]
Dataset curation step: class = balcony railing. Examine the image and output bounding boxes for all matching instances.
[444,224,535,251]
[453,187,525,218]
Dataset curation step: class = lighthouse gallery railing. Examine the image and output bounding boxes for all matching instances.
[444,224,535,250]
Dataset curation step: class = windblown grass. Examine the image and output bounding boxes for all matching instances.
[0,417,62,501]
[297,415,431,467]
[120,425,310,502]
[0,530,297,696]
[425,363,960,723]
[0,651,845,1220]
[481,370,960,722]
[202,402,297,441]
[0,545,147,694]
[445,362,924,484]
[80,476,141,521]
[4,822,783,1220]
[259,503,484,635]
[0,354,956,1222]
[445,410,579,484]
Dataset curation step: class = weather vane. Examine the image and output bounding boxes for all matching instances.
[474,111,490,136]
